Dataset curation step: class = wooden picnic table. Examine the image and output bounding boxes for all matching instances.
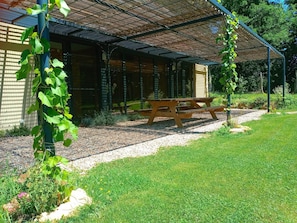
[139,97,224,128]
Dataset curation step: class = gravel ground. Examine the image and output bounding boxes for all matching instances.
[0,109,266,173]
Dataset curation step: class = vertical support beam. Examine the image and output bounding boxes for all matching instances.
[122,54,127,114]
[182,69,186,97]
[100,57,108,111]
[153,59,159,99]
[0,52,7,115]
[282,55,286,100]
[175,61,179,97]
[106,46,112,111]
[0,27,8,114]
[165,63,170,97]
[267,47,271,112]
[63,52,72,112]
[139,57,144,109]
[21,73,30,121]
[170,62,175,98]
[38,0,54,155]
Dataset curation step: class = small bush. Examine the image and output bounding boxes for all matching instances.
[273,84,290,95]
[113,114,128,123]
[213,125,231,136]
[80,116,94,127]
[252,97,266,109]
[1,161,72,222]
[93,111,115,126]
[127,113,143,121]
[0,130,5,137]
[5,124,30,137]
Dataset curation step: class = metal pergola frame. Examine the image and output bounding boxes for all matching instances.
[0,0,286,108]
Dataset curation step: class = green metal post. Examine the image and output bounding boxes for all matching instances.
[267,47,271,112]
[37,0,54,155]
[153,59,159,99]
[170,62,175,98]
[122,55,127,114]
[282,55,286,100]
[175,61,179,97]
[182,69,186,97]
[227,94,231,125]
[139,58,144,109]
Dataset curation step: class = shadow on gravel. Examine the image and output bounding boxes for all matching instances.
[0,109,254,173]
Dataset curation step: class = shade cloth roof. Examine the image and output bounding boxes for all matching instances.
[0,0,283,65]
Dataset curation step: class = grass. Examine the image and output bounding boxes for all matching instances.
[1,94,297,222]
[210,92,297,110]
[54,112,297,222]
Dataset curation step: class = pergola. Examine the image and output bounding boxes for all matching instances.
[0,0,285,106]
[0,0,286,153]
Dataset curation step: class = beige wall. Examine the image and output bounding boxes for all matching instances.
[0,22,37,130]
[193,64,208,97]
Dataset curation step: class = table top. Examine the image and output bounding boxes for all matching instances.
[147,97,214,102]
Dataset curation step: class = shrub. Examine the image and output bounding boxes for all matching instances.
[213,125,231,136]
[93,111,115,126]
[127,113,143,121]
[79,111,144,127]
[273,84,290,95]
[80,116,94,127]
[272,84,297,109]
[2,161,72,222]
[252,97,266,109]
[5,124,30,137]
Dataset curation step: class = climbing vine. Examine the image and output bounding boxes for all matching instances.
[216,12,239,125]
[16,1,77,167]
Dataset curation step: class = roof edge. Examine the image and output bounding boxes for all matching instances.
[207,0,284,59]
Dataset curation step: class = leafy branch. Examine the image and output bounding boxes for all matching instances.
[15,0,76,162]
[216,12,239,125]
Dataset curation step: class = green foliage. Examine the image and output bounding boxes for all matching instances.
[220,0,292,47]
[216,12,239,125]
[127,113,143,121]
[16,0,77,160]
[8,0,77,221]
[80,111,144,127]
[92,111,116,126]
[210,92,297,110]
[0,161,73,222]
[217,0,297,92]
[273,83,290,95]
[4,124,31,137]
[216,13,239,95]
[213,125,231,136]
[272,84,297,109]
[252,97,267,109]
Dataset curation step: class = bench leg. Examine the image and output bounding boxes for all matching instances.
[147,107,158,125]
[205,101,218,120]
[169,107,183,128]
[209,111,218,119]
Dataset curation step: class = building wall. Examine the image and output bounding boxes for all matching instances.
[194,64,208,97]
[0,22,37,130]
[0,21,210,128]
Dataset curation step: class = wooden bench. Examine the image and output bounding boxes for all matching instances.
[177,105,225,119]
[136,98,224,128]
[113,105,130,114]
[135,107,168,117]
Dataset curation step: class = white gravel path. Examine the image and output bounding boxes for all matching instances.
[69,110,266,171]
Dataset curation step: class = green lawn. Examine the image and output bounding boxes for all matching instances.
[59,112,297,222]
